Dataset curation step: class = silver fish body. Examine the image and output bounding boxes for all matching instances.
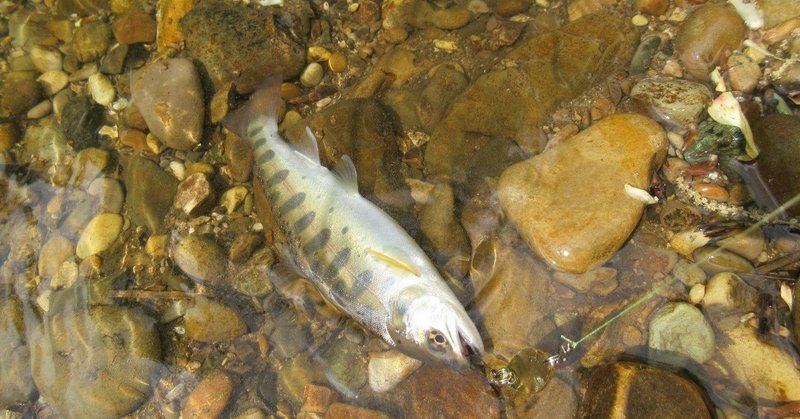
[226,79,483,367]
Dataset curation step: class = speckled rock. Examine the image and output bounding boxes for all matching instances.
[424,13,637,189]
[181,370,234,419]
[1,79,43,117]
[184,296,247,342]
[580,362,712,419]
[224,131,253,183]
[112,10,156,44]
[630,78,712,126]
[30,304,161,419]
[173,173,215,216]
[400,367,500,419]
[122,155,178,233]
[752,114,800,216]
[131,58,204,151]
[675,4,746,81]
[171,233,227,285]
[71,20,112,62]
[60,96,103,150]
[648,302,715,364]
[497,114,667,273]
[180,3,305,94]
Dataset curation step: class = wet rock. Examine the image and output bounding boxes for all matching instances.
[498,114,667,273]
[230,247,273,297]
[368,350,423,393]
[224,131,253,183]
[0,296,36,408]
[122,155,178,232]
[87,177,125,214]
[38,70,70,96]
[156,0,194,52]
[672,259,707,287]
[717,228,765,261]
[675,4,746,81]
[131,58,204,151]
[497,0,531,17]
[400,367,500,419]
[424,13,637,188]
[1,79,43,117]
[630,78,712,127]
[39,234,75,279]
[112,11,156,44]
[553,267,618,295]
[180,3,305,94]
[69,147,108,188]
[173,173,216,216]
[326,403,390,419]
[752,114,800,216]
[61,199,100,238]
[473,234,553,360]
[285,99,410,208]
[322,337,368,395]
[717,323,800,401]
[648,302,715,364]
[300,384,336,414]
[635,0,668,16]
[30,304,161,419]
[727,54,761,93]
[75,213,123,259]
[30,45,63,72]
[171,233,227,285]
[100,43,128,74]
[60,96,104,150]
[23,117,68,163]
[87,73,115,107]
[181,370,234,419]
[693,246,754,275]
[762,0,800,28]
[418,182,470,278]
[270,315,311,360]
[702,272,756,310]
[71,20,112,62]
[300,62,324,88]
[278,354,325,405]
[580,362,712,419]
[184,296,247,342]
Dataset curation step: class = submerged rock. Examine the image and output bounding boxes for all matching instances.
[183,296,247,342]
[675,4,746,81]
[497,114,667,273]
[630,78,712,127]
[181,370,234,419]
[400,367,500,419]
[122,155,178,233]
[424,13,637,189]
[131,58,204,151]
[180,3,305,94]
[752,114,800,216]
[580,362,712,419]
[0,296,36,409]
[648,302,715,364]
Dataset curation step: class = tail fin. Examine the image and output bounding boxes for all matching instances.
[222,75,282,140]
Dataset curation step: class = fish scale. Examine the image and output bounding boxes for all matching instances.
[224,77,483,367]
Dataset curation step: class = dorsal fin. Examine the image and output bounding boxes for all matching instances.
[292,126,321,165]
[333,155,359,194]
[367,248,421,277]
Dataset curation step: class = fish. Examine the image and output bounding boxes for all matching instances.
[223,76,484,368]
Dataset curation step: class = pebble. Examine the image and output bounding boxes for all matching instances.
[87,177,125,213]
[224,131,253,183]
[648,302,715,364]
[75,213,123,259]
[38,234,75,279]
[300,384,336,414]
[496,0,531,17]
[300,62,324,87]
[70,147,110,188]
[702,272,756,310]
[688,283,705,304]
[60,95,104,149]
[87,73,115,106]
[672,259,707,286]
[173,173,216,216]
[727,54,761,92]
[230,247,273,297]
[631,14,649,26]
[634,0,668,16]
[326,403,390,419]
[1,79,43,116]
[717,228,765,261]
[181,370,234,419]
[100,43,128,74]
[328,52,347,74]
[37,70,69,95]
[30,45,62,72]
[122,155,178,232]
[220,186,249,214]
[693,246,754,275]
[0,123,19,152]
[71,20,112,62]
[367,350,423,393]
[26,100,52,119]
[112,10,156,44]
[675,4,746,80]
[580,362,712,418]
[184,296,248,342]
[630,78,712,127]
[497,114,667,273]
[553,267,618,294]
[171,233,227,285]
[131,58,204,151]
[401,367,500,418]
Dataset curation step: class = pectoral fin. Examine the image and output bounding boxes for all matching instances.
[367,248,421,277]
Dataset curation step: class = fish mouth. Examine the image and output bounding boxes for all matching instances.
[457,332,484,367]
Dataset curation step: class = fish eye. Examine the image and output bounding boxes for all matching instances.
[427,330,448,351]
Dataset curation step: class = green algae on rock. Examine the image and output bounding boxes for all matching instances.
[497,114,667,273]
[424,13,638,188]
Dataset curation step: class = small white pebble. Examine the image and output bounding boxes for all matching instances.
[169,161,186,180]
[26,100,53,119]
[631,14,649,27]
[689,284,706,304]
[88,73,116,106]
[780,283,793,310]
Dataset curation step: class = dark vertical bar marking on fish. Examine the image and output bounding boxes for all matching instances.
[279,192,306,215]
[350,270,373,298]
[324,247,351,280]
[293,211,316,233]
[248,126,261,138]
[266,169,290,187]
[257,149,275,164]
[303,228,331,256]
[268,191,281,203]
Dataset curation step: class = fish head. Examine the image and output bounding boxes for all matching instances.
[392,293,484,369]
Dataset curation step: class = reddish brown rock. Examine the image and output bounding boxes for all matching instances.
[112,11,157,44]
[675,4,746,80]
[401,367,500,419]
[325,403,391,419]
[181,370,234,419]
[174,172,215,215]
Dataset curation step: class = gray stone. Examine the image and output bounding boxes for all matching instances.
[630,77,712,127]
[648,302,715,364]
